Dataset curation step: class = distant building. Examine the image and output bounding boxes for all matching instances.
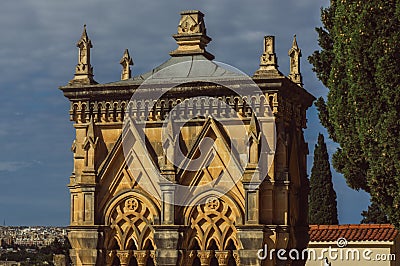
[0,262,21,266]
[307,224,400,266]
[53,254,67,266]
[61,10,314,266]
[0,226,66,248]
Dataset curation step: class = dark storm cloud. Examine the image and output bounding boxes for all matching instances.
[0,0,369,225]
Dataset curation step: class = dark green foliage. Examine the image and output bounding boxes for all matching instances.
[361,200,389,224]
[40,236,71,256]
[309,133,339,225]
[0,250,52,265]
[309,0,400,228]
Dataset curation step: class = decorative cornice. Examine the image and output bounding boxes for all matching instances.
[67,94,274,124]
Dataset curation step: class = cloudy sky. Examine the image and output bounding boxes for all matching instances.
[0,0,369,226]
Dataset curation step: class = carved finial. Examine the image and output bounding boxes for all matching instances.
[120,49,133,80]
[292,34,298,48]
[87,116,96,140]
[80,24,89,43]
[69,25,97,85]
[288,35,303,86]
[160,119,175,175]
[170,10,214,60]
[249,112,258,137]
[82,116,98,150]
[253,36,282,78]
[82,117,98,171]
[248,113,260,165]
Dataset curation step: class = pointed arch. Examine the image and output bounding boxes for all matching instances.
[183,191,244,226]
[104,191,160,251]
[182,193,243,251]
[207,238,219,250]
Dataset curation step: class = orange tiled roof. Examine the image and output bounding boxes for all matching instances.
[309,224,398,242]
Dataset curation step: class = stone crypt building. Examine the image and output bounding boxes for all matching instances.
[60,11,314,266]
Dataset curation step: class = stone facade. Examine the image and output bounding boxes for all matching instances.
[60,10,314,266]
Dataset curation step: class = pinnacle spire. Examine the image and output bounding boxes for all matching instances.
[120,49,134,80]
[288,35,303,86]
[80,24,89,42]
[292,34,299,49]
[69,25,97,85]
[169,10,214,60]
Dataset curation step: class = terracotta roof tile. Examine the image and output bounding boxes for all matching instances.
[309,224,398,242]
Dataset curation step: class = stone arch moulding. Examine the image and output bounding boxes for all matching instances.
[103,190,161,251]
[182,190,245,225]
[182,192,245,251]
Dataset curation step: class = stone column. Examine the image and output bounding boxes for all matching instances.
[116,250,132,266]
[215,251,230,266]
[133,250,149,266]
[236,225,265,266]
[159,131,176,225]
[197,250,212,266]
[68,227,101,266]
[160,182,175,225]
[153,225,180,265]
[149,251,156,266]
[243,182,260,224]
[232,251,241,266]
[275,226,290,266]
[242,113,261,225]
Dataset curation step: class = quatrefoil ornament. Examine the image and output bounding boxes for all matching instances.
[205,196,220,211]
[124,198,139,212]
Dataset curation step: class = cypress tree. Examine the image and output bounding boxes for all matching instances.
[309,133,339,225]
[361,200,389,224]
[309,0,400,228]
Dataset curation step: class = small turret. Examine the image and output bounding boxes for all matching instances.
[69,25,97,85]
[169,10,214,60]
[120,49,133,80]
[288,35,303,86]
[253,36,283,78]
